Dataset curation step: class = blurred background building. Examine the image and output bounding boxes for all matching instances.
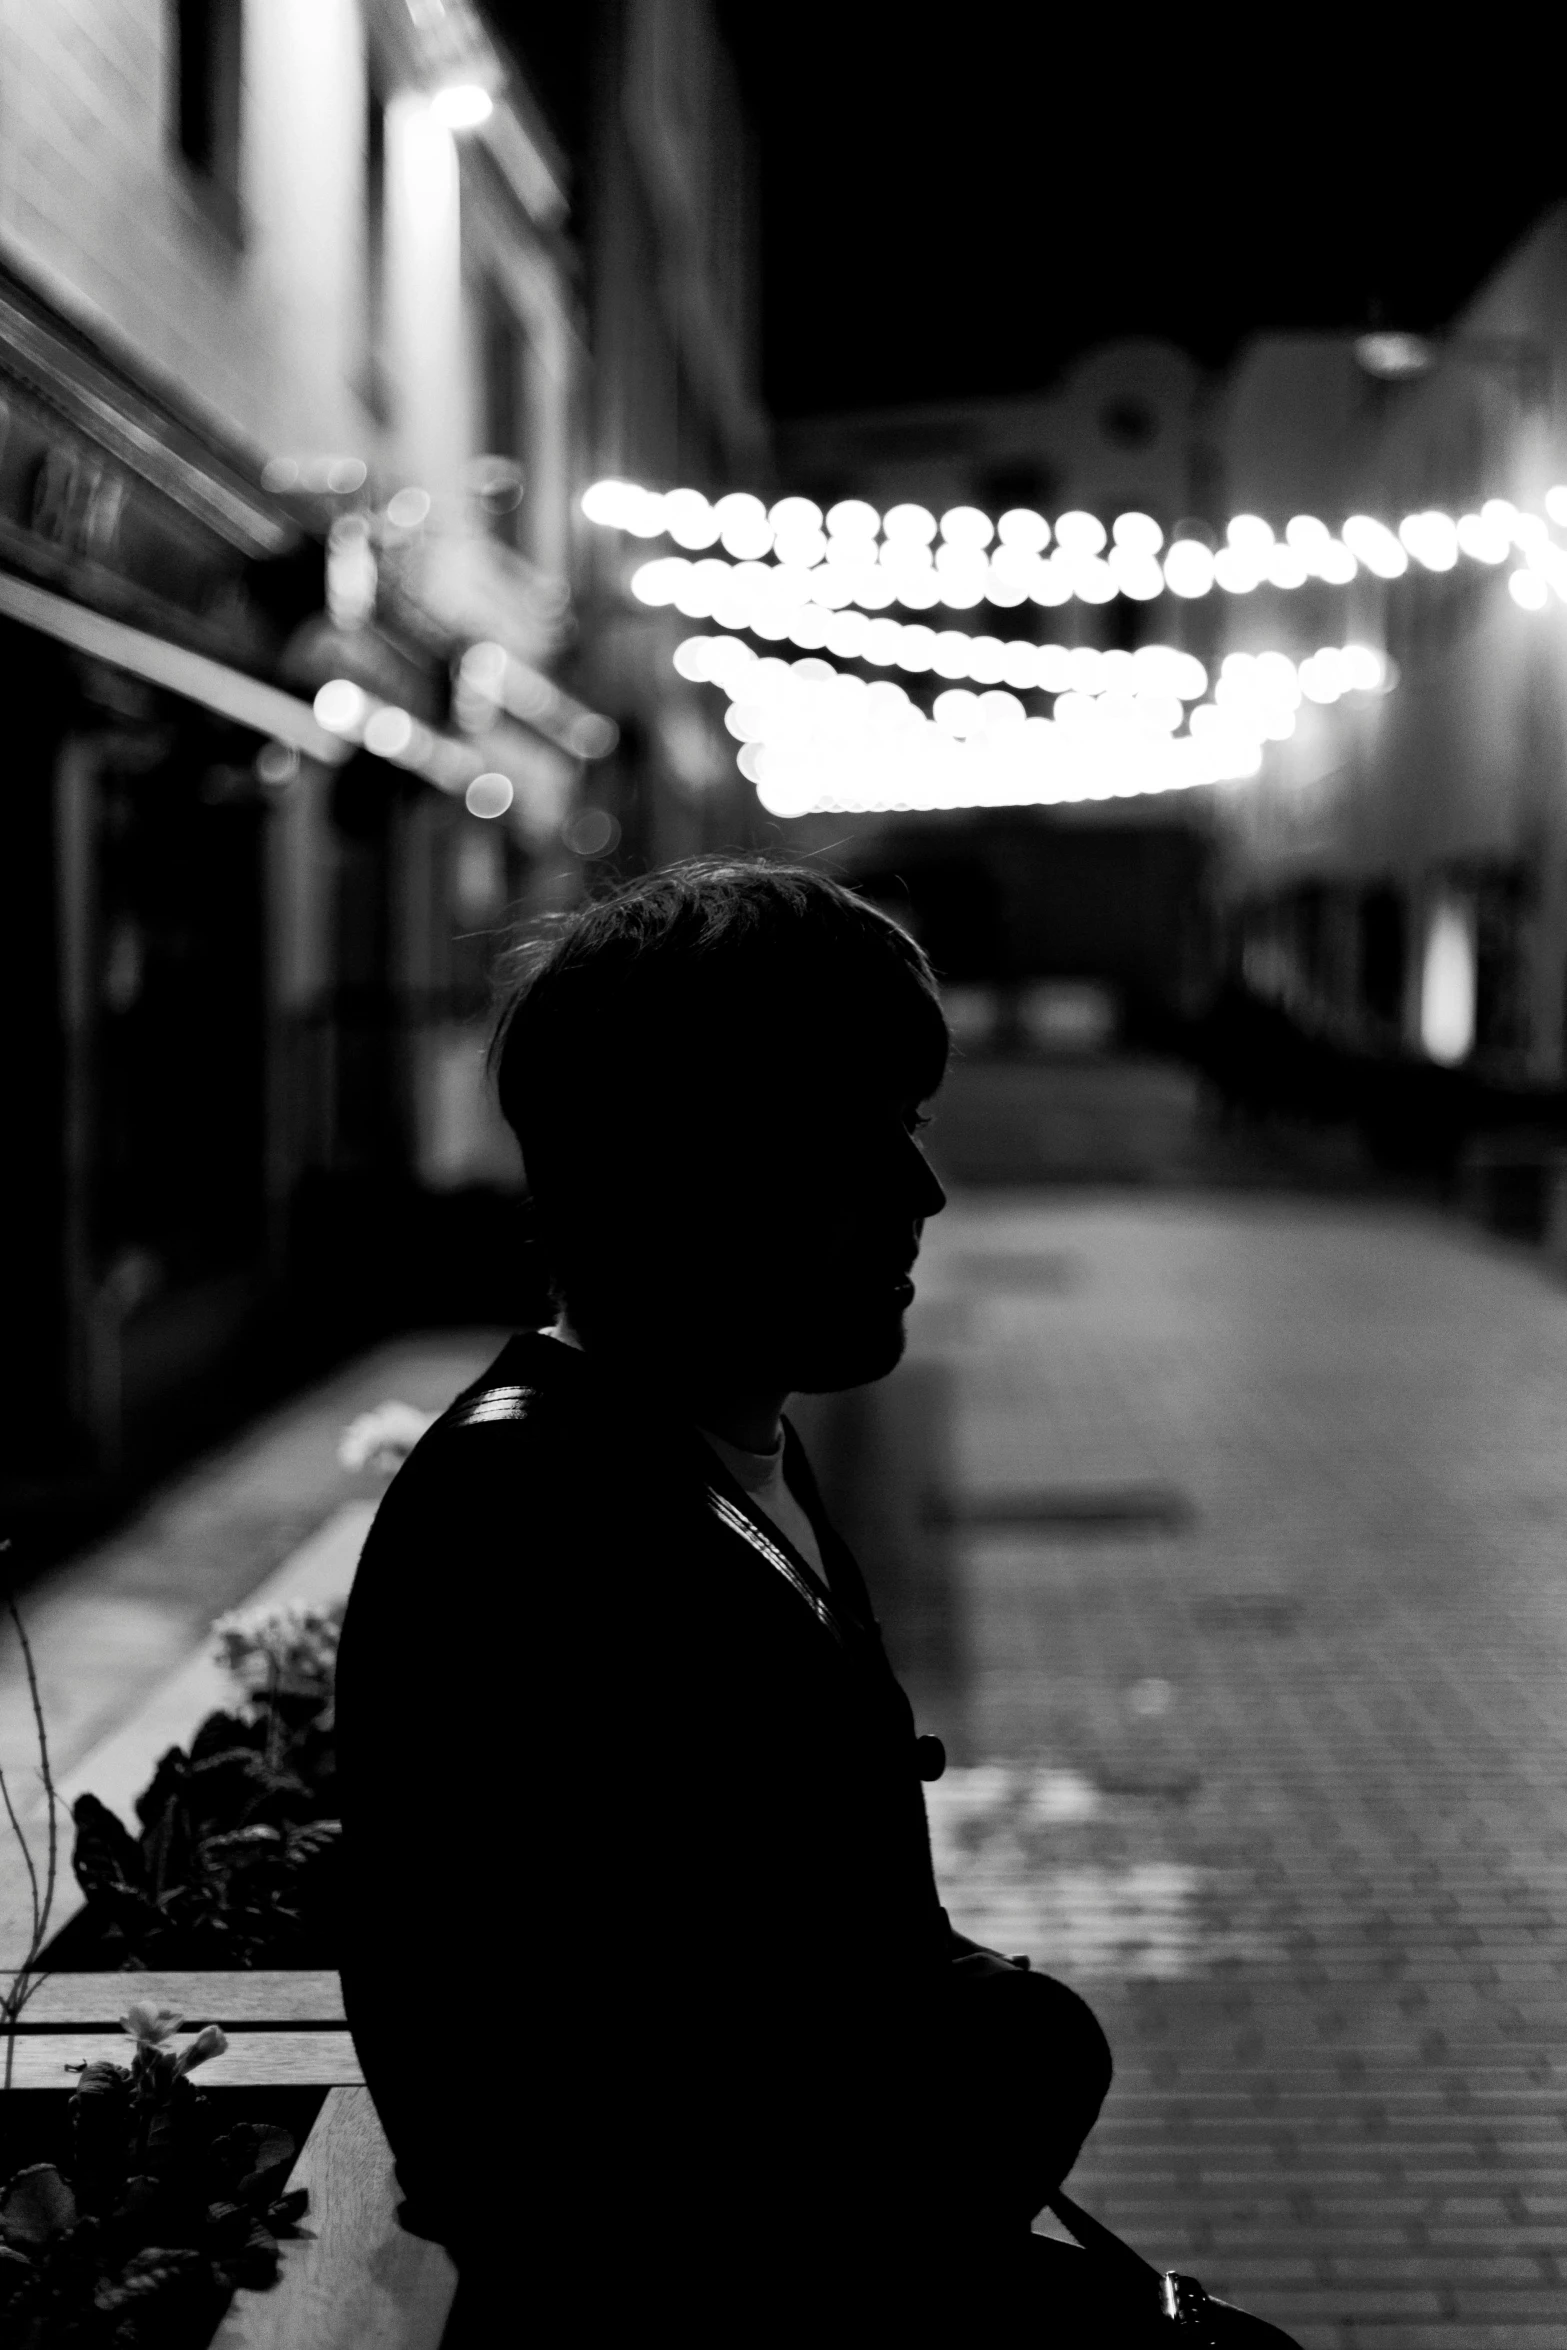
[8,2,1567,1545]
[1215,209,1567,1114]
[0,0,766,1539]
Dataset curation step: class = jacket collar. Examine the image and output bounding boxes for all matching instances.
[459,1332,877,1648]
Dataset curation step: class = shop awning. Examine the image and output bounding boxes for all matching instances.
[0,568,348,762]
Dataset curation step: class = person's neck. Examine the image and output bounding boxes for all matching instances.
[687,1390,788,1454]
[550,1313,785,1452]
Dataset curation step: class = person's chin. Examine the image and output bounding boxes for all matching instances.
[789,1299,911,1394]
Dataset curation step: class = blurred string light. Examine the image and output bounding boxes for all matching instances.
[586,477,1567,618]
[669,634,1392,816]
[312,675,525,812]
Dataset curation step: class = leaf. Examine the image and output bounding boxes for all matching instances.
[199,1826,283,1861]
[285,1819,341,1860]
[226,2217,281,2290]
[133,1744,193,1835]
[74,2058,132,2100]
[143,1787,200,1905]
[266,2186,309,2232]
[203,2198,251,2254]
[0,2165,78,2249]
[71,2062,133,2216]
[237,2140,295,2207]
[92,2242,205,2310]
[187,1709,261,1765]
[71,1793,149,1900]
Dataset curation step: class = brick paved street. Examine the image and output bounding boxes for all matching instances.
[875,1193,1567,2347]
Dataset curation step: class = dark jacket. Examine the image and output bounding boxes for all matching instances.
[336,1332,1104,2325]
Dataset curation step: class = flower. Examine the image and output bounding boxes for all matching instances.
[120,2004,182,2045]
[211,1597,345,1701]
[338,1400,437,1474]
[172,2024,228,2077]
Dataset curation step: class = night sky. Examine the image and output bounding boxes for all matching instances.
[715,9,1560,418]
[501,6,1563,425]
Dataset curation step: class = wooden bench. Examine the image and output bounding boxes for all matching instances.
[2,1969,457,2348]
[2,1504,458,2347]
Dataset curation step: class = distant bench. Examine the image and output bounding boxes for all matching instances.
[0,1503,458,2349]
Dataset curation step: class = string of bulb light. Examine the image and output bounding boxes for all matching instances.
[673,632,1393,818]
[580,473,1543,814]
[584,478,1567,617]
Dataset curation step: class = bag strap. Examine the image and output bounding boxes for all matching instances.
[1044,2189,1221,2331]
[1043,2187,1163,2286]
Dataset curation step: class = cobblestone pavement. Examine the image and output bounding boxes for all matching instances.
[889,1194,1567,2348]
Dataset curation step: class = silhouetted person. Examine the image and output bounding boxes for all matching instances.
[337,861,1110,2340]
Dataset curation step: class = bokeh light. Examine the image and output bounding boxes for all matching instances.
[364,706,414,758]
[715,492,773,559]
[1214,546,1262,594]
[664,488,720,548]
[1227,514,1274,556]
[1399,510,1459,571]
[768,496,822,535]
[997,508,1051,551]
[465,771,514,818]
[562,806,619,857]
[939,505,995,550]
[1162,541,1215,598]
[431,84,494,130]
[1342,515,1408,577]
[1054,510,1107,556]
[883,502,938,545]
[1109,547,1164,601]
[826,498,880,540]
[313,679,368,734]
[386,486,431,530]
[1264,544,1308,589]
[1112,512,1164,555]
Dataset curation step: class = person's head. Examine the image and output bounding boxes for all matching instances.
[492,858,948,1395]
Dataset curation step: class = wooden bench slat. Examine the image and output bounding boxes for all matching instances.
[2,2029,362,2087]
[0,1969,345,2026]
[209,2085,458,2350]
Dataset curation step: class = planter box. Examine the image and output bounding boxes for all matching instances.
[2,1969,457,2349]
[2,1501,455,2347]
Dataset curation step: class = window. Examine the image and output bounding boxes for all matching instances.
[475,280,529,545]
[362,63,391,420]
[1420,893,1476,1066]
[1359,885,1406,1029]
[172,0,242,230]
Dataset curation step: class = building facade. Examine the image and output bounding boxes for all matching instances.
[1212,206,1567,1103]
[0,0,764,1519]
[561,0,771,870]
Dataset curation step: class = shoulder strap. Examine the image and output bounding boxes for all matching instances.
[445,1384,858,1653]
[444,1383,538,1429]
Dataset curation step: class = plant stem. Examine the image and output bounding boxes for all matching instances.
[2,1569,59,2093]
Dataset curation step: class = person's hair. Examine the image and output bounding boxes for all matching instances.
[490,857,948,1302]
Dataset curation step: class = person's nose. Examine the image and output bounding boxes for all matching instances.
[906,1135,947,1221]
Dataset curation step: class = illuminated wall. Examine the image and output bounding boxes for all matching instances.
[1213,204,1567,1084]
